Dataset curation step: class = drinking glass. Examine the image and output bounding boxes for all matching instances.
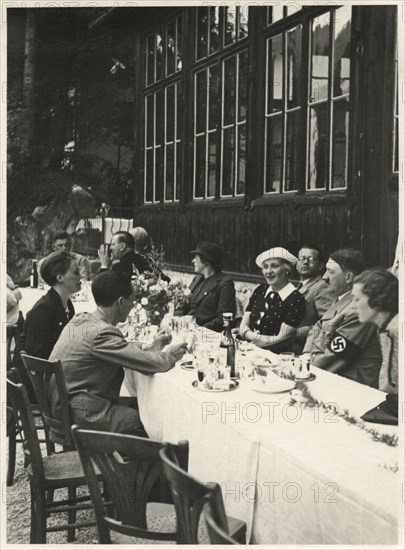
[279,352,295,375]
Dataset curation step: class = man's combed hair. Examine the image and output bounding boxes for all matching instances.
[114,231,135,250]
[92,271,133,307]
[299,244,326,264]
[52,230,70,242]
[329,249,366,275]
[354,267,398,314]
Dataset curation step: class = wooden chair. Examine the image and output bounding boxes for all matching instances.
[71,426,189,544]
[203,494,240,545]
[6,366,54,487]
[20,352,74,450]
[7,377,100,543]
[159,444,247,545]
[7,324,19,369]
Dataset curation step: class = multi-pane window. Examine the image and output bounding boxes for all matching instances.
[221,51,247,196]
[308,6,351,190]
[194,64,219,198]
[264,5,352,194]
[196,6,248,60]
[193,7,248,199]
[144,84,183,203]
[144,16,183,203]
[264,26,302,193]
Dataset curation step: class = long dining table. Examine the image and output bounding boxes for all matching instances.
[124,331,401,545]
[17,289,401,544]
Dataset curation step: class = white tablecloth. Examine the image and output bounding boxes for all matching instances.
[19,287,96,316]
[124,354,401,544]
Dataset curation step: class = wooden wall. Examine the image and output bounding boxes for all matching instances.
[131,6,398,276]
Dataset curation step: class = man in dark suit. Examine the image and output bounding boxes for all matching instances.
[292,245,335,354]
[98,231,150,276]
[174,241,236,332]
[302,249,382,388]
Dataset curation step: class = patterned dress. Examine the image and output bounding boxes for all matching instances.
[246,283,306,336]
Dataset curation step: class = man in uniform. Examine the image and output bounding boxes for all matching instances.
[302,249,382,388]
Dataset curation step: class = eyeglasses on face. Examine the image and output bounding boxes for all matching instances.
[298,256,318,263]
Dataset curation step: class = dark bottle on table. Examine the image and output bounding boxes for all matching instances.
[220,312,236,378]
[30,259,38,288]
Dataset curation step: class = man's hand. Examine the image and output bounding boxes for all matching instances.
[166,342,188,363]
[98,244,111,269]
[145,328,172,351]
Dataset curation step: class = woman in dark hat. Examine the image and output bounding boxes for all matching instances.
[13,251,81,384]
[239,247,306,352]
[174,241,236,332]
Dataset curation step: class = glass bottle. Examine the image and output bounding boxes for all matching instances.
[30,259,38,288]
[220,312,236,378]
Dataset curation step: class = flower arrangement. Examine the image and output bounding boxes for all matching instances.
[131,243,191,325]
[132,274,191,326]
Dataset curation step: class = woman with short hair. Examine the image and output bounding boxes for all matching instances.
[239,247,306,352]
[14,251,81,368]
[352,267,398,394]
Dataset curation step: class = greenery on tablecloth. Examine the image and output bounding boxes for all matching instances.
[290,382,398,449]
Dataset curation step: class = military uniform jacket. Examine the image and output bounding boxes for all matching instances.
[303,292,382,388]
[174,272,236,332]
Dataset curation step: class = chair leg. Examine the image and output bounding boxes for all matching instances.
[7,427,17,486]
[67,486,77,542]
[30,484,47,544]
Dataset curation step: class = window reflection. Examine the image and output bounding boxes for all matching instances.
[333,6,351,97]
[225,6,237,46]
[308,103,328,189]
[310,15,330,102]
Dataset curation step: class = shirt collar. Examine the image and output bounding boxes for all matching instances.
[299,274,322,289]
[265,282,296,301]
[337,290,351,301]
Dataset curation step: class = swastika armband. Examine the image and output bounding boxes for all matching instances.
[327,332,361,360]
[330,336,347,352]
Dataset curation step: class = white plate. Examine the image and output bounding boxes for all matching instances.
[251,379,296,393]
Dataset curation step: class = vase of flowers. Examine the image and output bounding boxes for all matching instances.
[131,237,191,328]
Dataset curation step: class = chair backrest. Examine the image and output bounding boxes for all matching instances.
[7,324,19,370]
[20,352,74,450]
[203,494,238,545]
[71,426,189,543]
[7,376,45,482]
[159,443,229,544]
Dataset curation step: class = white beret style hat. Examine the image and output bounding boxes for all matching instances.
[255,247,298,268]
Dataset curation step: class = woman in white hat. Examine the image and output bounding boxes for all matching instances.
[239,247,306,352]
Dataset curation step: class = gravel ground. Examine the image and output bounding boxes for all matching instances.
[6,443,99,545]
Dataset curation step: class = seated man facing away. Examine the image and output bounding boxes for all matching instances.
[98,230,151,276]
[292,245,335,354]
[48,271,187,436]
[302,249,382,388]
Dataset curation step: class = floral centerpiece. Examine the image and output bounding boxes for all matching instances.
[131,242,190,326]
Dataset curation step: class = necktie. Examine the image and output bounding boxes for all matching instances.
[296,282,303,291]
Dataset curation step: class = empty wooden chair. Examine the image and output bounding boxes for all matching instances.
[7,377,99,543]
[203,494,240,545]
[159,443,246,545]
[72,426,189,544]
